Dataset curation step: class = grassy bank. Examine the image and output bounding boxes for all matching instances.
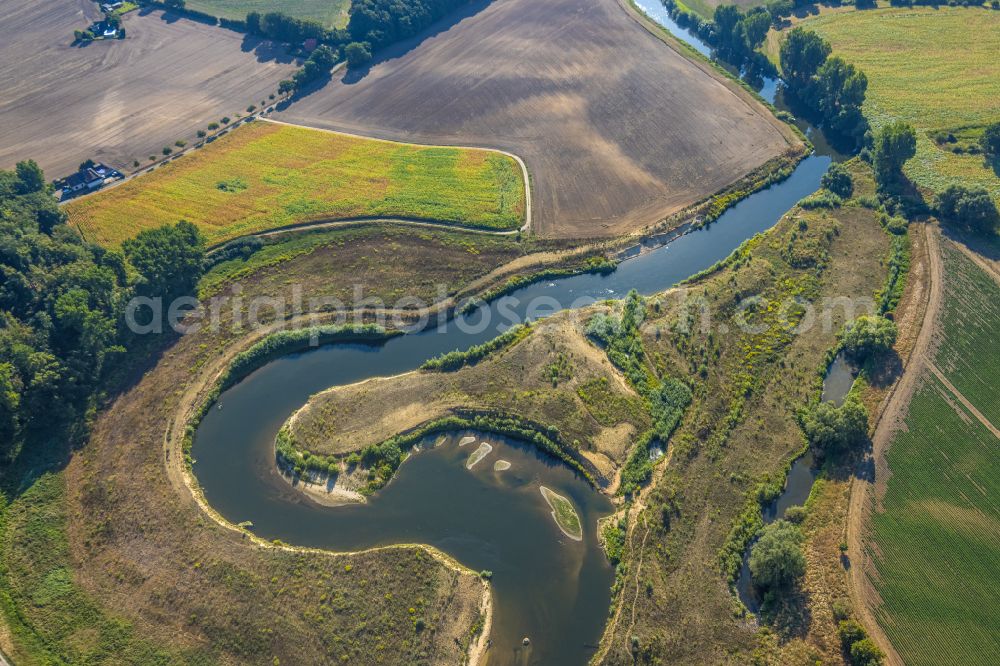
[69,121,526,247]
[597,162,893,662]
[0,224,566,664]
[782,6,1000,202]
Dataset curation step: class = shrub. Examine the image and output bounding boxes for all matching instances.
[749,519,806,592]
[174,139,186,148]
[344,41,373,68]
[207,122,220,131]
[821,162,854,198]
[800,191,843,209]
[801,396,869,456]
[838,619,867,649]
[196,130,206,138]
[935,184,999,236]
[840,315,897,361]
[783,505,806,523]
[982,122,1000,156]
[850,638,885,665]
[162,147,172,155]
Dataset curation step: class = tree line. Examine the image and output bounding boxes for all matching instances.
[0,161,205,463]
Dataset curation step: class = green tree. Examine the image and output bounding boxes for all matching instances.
[344,41,373,68]
[814,57,867,139]
[0,362,20,447]
[123,221,205,303]
[741,10,771,51]
[935,184,999,236]
[780,28,831,89]
[872,121,916,185]
[15,159,46,194]
[980,121,1000,157]
[821,162,853,198]
[840,315,897,360]
[801,396,869,456]
[749,519,806,592]
[850,638,885,666]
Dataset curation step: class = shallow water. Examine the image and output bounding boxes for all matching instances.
[735,353,858,610]
[192,6,848,663]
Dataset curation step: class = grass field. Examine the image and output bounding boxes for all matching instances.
[868,372,1000,665]
[799,7,1000,200]
[186,0,350,27]
[935,243,1000,425]
[68,121,526,246]
[864,242,1000,665]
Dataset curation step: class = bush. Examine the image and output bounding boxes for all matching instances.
[749,519,806,592]
[800,191,843,209]
[783,505,806,523]
[981,121,1000,156]
[850,638,885,665]
[344,41,372,68]
[935,184,999,236]
[801,396,869,456]
[421,324,530,371]
[838,618,866,649]
[840,315,897,361]
[821,163,854,198]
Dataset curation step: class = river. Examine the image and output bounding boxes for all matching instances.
[192,7,844,664]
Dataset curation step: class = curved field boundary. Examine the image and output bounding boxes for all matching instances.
[68,117,530,246]
[261,118,533,235]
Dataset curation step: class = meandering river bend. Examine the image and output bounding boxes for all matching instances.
[193,8,844,664]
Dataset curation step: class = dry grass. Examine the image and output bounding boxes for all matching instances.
[0,225,564,665]
[598,167,893,662]
[0,0,297,178]
[276,0,798,238]
[69,121,525,246]
[287,315,650,477]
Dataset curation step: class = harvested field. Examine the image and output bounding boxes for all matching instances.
[68,121,526,246]
[275,0,799,239]
[0,0,297,178]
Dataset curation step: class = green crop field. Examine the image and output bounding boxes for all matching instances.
[795,7,1000,200]
[185,0,351,28]
[68,121,525,247]
[868,372,1000,666]
[935,244,1000,425]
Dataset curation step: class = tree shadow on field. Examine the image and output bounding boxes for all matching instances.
[240,34,300,66]
[340,0,494,85]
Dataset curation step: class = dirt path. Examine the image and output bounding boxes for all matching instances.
[926,362,1000,439]
[845,223,943,666]
[951,238,1000,287]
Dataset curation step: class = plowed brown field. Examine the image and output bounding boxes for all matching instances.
[0,0,296,178]
[276,0,798,238]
